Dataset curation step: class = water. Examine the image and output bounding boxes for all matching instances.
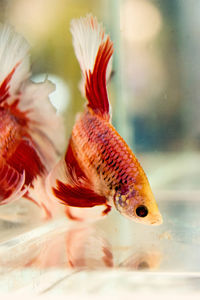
[0,191,200,295]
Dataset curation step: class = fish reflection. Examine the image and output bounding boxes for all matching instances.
[24,234,67,269]
[0,233,67,270]
[0,224,113,270]
[66,225,113,269]
[0,224,162,271]
[119,250,162,270]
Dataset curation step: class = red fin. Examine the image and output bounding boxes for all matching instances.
[102,204,112,216]
[48,138,108,209]
[53,182,107,208]
[65,205,111,222]
[71,15,114,120]
[24,191,52,219]
[85,37,113,119]
[26,175,64,220]
[64,137,86,180]
[7,137,45,186]
[8,99,29,126]
[65,207,83,221]
[0,161,26,205]
[0,63,19,105]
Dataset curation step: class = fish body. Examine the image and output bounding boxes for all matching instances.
[71,109,141,200]
[47,15,162,225]
[0,25,64,216]
[0,104,45,186]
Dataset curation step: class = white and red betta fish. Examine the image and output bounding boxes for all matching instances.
[0,24,64,217]
[47,15,162,225]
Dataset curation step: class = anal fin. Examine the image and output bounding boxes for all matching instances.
[65,204,111,222]
[53,181,106,208]
[46,138,109,213]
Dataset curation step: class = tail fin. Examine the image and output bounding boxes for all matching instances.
[70,14,114,120]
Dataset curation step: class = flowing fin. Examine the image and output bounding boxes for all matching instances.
[0,161,27,205]
[18,79,65,159]
[0,25,65,218]
[65,205,111,222]
[5,137,62,218]
[46,139,108,211]
[53,182,106,208]
[0,63,20,104]
[0,25,64,169]
[0,24,30,96]
[24,177,63,220]
[0,25,65,162]
[70,14,114,120]
[64,137,86,180]
[7,137,45,186]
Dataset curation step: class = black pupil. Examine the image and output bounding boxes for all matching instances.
[137,261,149,270]
[136,205,148,217]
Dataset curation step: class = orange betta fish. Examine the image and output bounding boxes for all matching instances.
[47,15,162,225]
[0,25,64,217]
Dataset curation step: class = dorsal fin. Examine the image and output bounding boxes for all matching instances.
[0,24,30,97]
[70,14,114,120]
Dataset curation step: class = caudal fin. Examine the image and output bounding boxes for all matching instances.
[70,14,114,120]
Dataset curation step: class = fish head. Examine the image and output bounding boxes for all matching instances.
[113,184,162,225]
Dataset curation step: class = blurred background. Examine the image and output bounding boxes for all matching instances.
[1,1,200,295]
[1,0,200,192]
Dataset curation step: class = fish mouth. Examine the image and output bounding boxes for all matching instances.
[150,213,163,225]
[134,212,163,226]
[120,208,163,226]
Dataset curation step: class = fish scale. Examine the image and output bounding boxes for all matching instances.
[72,110,138,192]
[0,109,21,157]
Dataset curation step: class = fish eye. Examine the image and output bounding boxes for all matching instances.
[137,261,149,270]
[136,205,148,217]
